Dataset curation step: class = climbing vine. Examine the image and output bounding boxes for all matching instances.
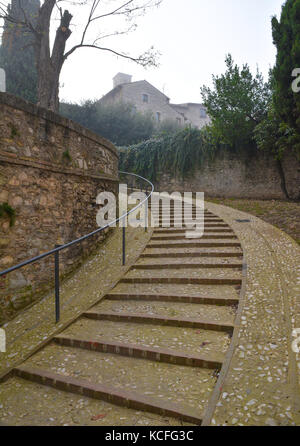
[119,126,227,182]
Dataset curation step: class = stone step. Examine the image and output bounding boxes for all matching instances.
[151,215,216,221]
[126,266,242,277]
[155,225,225,230]
[151,213,216,218]
[83,310,234,334]
[131,263,243,270]
[120,277,242,285]
[152,213,222,218]
[14,365,203,425]
[147,241,241,248]
[83,310,233,334]
[153,224,230,229]
[153,225,224,230]
[193,224,230,228]
[111,283,241,302]
[151,211,219,215]
[153,218,224,223]
[54,335,223,369]
[105,292,239,306]
[141,251,243,258]
[62,318,230,360]
[154,228,234,233]
[149,206,211,212]
[151,208,214,212]
[151,234,238,241]
[136,257,243,265]
[0,376,178,426]
[92,299,235,323]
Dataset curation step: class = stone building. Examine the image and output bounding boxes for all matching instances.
[99,73,210,129]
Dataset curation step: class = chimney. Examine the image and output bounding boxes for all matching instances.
[113,73,132,89]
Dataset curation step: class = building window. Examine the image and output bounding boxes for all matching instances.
[200,108,206,118]
[142,94,149,103]
[176,117,181,125]
[156,112,161,122]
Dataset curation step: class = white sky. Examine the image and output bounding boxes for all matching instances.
[59,0,284,104]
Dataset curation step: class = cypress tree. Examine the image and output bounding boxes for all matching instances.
[272,0,300,152]
[0,0,40,103]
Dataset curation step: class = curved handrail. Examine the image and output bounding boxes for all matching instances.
[0,171,154,278]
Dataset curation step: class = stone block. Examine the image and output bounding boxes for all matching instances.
[9,271,28,290]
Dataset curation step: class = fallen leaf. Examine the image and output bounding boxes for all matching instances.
[91,413,107,421]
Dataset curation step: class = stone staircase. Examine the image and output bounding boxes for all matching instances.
[0,202,243,426]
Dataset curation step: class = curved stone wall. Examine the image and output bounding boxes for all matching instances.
[0,92,119,323]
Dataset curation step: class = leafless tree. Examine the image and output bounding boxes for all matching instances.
[0,0,162,111]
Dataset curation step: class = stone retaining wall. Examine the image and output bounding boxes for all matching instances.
[155,148,300,200]
[0,92,119,323]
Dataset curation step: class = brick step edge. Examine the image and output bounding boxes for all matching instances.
[83,310,234,334]
[14,365,203,425]
[141,252,243,258]
[154,219,224,222]
[154,225,231,229]
[151,235,238,240]
[151,214,217,218]
[53,335,223,369]
[105,293,240,306]
[153,229,234,233]
[131,263,243,270]
[147,242,241,248]
[120,278,242,286]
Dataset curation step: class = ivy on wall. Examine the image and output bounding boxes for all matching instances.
[119,126,229,182]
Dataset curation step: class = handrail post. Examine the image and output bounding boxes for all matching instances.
[122,225,126,266]
[54,245,60,323]
[145,200,148,232]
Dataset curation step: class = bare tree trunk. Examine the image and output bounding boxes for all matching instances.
[276,158,290,200]
[35,1,72,112]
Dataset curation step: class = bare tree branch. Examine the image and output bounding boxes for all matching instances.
[65,0,162,65]
[64,42,160,68]
[92,23,137,44]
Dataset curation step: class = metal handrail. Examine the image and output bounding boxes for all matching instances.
[0,171,154,322]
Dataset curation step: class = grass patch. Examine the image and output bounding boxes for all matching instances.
[208,197,300,245]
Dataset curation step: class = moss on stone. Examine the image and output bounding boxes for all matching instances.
[8,123,20,139]
[0,202,16,227]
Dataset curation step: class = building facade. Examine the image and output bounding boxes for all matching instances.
[99,73,210,129]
